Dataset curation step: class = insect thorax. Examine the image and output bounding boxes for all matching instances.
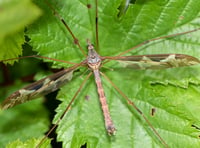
[87,41,102,70]
[87,49,101,70]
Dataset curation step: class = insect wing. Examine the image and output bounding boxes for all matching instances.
[106,54,200,70]
[1,67,76,110]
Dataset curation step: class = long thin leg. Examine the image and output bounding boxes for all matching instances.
[95,0,99,51]
[45,0,86,57]
[36,72,93,147]
[101,72,169,148]
[1,55,77,65]
[118,28,200,56]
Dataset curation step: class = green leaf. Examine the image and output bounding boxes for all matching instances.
[0,91,50,147]
[0,0,42,64]
[2,0,200,147]
[6,138,51,148]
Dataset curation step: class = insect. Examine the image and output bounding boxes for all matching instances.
[1,0,200,147]
[151,108,156,116]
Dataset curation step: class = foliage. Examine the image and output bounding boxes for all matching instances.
[0,0,200,147]
[0,0,41,64]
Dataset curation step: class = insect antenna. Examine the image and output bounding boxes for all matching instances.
[101,72,169,148]
[44,0,87,57]
[36,72,93,147]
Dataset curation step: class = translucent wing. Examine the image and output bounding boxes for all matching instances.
[1,64,80,110]
[104,54,200,69]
